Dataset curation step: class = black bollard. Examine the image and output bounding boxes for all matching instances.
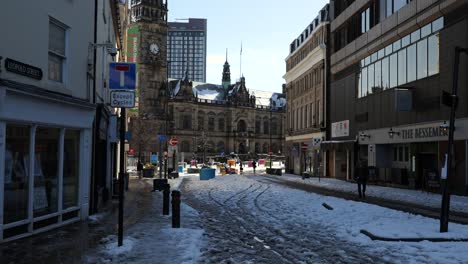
[171,190,181,228]
[163,184,170,215]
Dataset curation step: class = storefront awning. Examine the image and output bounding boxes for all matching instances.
[321,139,357,151]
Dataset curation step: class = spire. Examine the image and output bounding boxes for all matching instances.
[225,48,228,63]
[222,48,231,89]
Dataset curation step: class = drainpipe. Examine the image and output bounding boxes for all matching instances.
[89,0,98,214]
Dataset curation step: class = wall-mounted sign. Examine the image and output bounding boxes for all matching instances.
[110,90,135,108]
[400,126,448,140]
[5,58,43,80]
[331,120,349,138]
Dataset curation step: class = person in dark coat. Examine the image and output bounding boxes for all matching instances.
[137,161,143,179]
[252,160,257,175]
[355,161,368,199]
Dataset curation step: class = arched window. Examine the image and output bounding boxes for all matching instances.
[198,111,205,131]
[255,120,261,134]
[271,117,278,135]
[216,141,225,154]
[218,118,225,132]
[255,143,260,153]
[206,141,215,153]
[182,115,192,129]
[262,143,269,153]
[181,141,190,152]
[263,119,269,135]
[237,120,247,133]
[208,117,215,131]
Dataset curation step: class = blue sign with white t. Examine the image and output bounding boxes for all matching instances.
[158,135,167,142]
[109,63,136,90]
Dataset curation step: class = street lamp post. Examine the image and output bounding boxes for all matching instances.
[440,47,468,232]
[269,98,272,169]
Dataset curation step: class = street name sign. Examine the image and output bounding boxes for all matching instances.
[110,91,135,108]
[109,62,136,90]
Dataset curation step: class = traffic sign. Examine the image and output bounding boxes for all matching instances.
[109,63,136,90]
[158,135,167,142]
[301,143,308,151]
[169,137,178,146]
[110,91,135,108]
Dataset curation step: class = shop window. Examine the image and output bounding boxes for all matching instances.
[34,127,60,218]
[398,146,403,162]
[63,130,80,209]
[393,147,398,161]
[4,125,30,224]
[404,146,409,162]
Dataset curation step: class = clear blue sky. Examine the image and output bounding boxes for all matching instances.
[168,0,329,93]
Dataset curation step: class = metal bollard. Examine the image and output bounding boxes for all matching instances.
[171,190,181,228]
[163,184,170,215]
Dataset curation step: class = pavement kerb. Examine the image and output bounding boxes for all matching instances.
[260,173,468,225]
[359,229,468,242]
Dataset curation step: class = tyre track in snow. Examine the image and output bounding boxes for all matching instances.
[182,176,394,263]
[207,186,298,264]
[182,179,297,264]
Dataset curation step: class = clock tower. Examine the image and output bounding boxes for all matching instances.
[129,0,168,118]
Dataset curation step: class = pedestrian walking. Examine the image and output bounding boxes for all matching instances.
[252,160,257,175]
[137,161,143,179]
[354,161,368,198]
[240,161,243,174]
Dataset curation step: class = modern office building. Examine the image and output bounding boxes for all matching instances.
[328,0,468,195]
[167,18,207,83]
[283,5,330,176]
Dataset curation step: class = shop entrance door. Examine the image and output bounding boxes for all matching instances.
[417,153,438,190]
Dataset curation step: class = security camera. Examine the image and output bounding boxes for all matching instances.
[108,47,118,57]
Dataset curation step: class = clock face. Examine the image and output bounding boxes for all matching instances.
[149,43,160,55]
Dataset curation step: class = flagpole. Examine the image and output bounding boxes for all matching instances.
[240,41,242,79]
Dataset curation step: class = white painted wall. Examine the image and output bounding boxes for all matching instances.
[0,0,94,100]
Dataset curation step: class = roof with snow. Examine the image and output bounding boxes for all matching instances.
[169,78,286,108]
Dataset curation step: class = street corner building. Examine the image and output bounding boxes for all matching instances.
[328,0,468,195]
[284,4,330,176]
[0,0,124,242]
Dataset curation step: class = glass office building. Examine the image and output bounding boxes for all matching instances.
[167,18,207,83]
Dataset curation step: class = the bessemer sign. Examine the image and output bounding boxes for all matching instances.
[400,126,449,139]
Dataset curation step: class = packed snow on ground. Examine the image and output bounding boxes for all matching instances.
[188,174,468,264]
[280,173,468,214]
[90,177,204,264]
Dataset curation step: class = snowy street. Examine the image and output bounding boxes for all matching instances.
[180,173,468,264]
